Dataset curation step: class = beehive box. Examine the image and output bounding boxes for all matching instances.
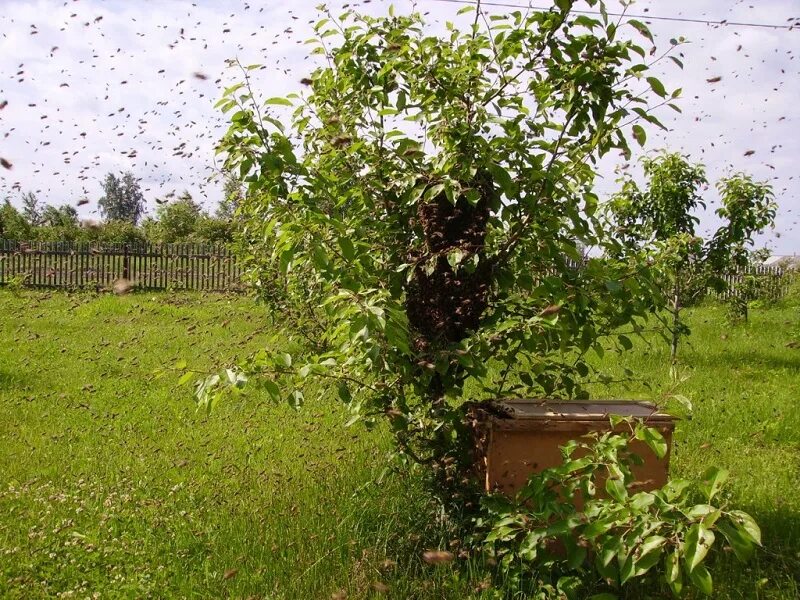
[484,400,675,496]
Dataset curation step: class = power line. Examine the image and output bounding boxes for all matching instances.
[429,0,799,31]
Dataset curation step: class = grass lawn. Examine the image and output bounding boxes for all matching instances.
[0,289,798,598]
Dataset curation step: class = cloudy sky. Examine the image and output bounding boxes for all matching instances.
[0,0,798,252]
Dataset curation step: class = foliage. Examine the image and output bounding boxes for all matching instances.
[151,192,204,243]
[0,199,32,239]
[194,215,233,243]
[2,181,235,246]
[21,191,44,227]
[606,152,776,359]
[479,421,761,598]
[32,224,86,242]
[88,219,148,245]
[40,204,79,228]
[209,2,680,473]
[217,173,243,220]
[98,171,146,225]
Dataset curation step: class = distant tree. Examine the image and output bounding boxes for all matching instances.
[217,175,243,220]
[607,152,776,359]
[98,172,146,224]
[40,204,79,228]
[21,191,43,226]
[153,192,203,243]
[0,199,33,239]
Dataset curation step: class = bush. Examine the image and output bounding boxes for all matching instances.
[479,420,761,598]
[193,216,232,244]
[88,220,148,245]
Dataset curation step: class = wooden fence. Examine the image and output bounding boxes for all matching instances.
[714,264,788,301]
[0,240,242,291]
[0,239,791,298]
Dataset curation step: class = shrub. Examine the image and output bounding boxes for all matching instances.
[479,420,761,598]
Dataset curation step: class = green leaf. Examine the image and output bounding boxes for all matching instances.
[263,380,281,402]
[488,163,517,198]
[588,595,618,600]
[646,77,667,98]
[337,382,352,404]
[447,248,465,269]
[265,97,293,106]
[594,550,618,583]
[618,334,633,350]
[173,359,187,370]
[640,535,667,555]
[684,523,715,573]
[686,504,717,520]
[688,564,713,596]
[574,15,601,29]
[565,536,587,570]
[718,520,756,562]
[636,426,668,460]
[338,237,356,261]
[728,510,762,546]
[627,19,653,43]
[422,183,445,203]
[290,389,304,409]
[605,477,627,502]
[619,555,635,584]
[633,546,663,578]
[177,371,194,386]
[699,466,728,501]
[665,549,683,596]
[632,124,646,147]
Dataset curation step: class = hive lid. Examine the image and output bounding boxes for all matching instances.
[497,400,674,422]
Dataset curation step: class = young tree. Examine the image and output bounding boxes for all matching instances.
[98,172,146,224]
[607,152,776,359]
[205,2,677,484]
[153,191,203,243]
[217,174,243,220]
[21,191,43,226]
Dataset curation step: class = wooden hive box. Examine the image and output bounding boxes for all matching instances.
[484,400,675,497]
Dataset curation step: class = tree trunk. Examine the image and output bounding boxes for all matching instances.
[670,275,681,363]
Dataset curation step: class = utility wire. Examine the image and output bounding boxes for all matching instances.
[429,0,799,31]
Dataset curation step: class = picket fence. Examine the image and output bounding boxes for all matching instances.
[0,240,241,291]
[0,240,790,298]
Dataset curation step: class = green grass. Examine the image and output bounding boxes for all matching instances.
[0,290,798,598]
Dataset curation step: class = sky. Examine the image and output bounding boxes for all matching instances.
[0,0,798,253]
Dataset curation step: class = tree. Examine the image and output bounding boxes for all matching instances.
[205,2,677,493]
[21,191,43,226]
[607,152,776,359]
[217,174,243,220]
[152,192,203,243]
[0,199,32,239]
[40,204,79,228]
[98,172,146,224]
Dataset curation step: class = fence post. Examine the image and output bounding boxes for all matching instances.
[122,243,130,280]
